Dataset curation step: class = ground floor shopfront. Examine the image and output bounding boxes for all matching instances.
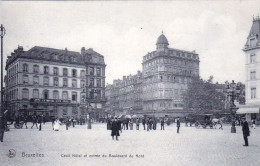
[6,99,106,121]
[237,105,260,125]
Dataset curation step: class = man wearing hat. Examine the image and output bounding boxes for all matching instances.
[242,117,250,146]
[111,117,120,141]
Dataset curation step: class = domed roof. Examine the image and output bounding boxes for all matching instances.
[156,33,169,45]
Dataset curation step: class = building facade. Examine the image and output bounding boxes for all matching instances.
[5,46,106,119]
[106,71,143,115]
[142,33,199,116]
[106,33,199,117]
[238,16,260,122]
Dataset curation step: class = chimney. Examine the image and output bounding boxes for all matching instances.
[81,47,86,55]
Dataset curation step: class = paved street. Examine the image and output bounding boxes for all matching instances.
[0,123,260,166]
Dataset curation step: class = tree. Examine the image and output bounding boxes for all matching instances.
[183,76,226,114]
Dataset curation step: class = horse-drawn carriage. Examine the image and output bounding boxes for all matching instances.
[13,108,49,129]
[194,114,216,129]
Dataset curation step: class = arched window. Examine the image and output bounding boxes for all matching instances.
[54,77,59,87]
[44,66,49,74]
[96,67,101,76]
[23,75,29,84]
[80,93,85,103]
[23,63,28,72]
[53,90,59,99]
[33,89,39,98]
[63,78,68,87]
[80,80,85,88]
[63,68,68,76]
[97,79,101,87]
[62,91,68,100]
[33,65,39,73]
[33,76,39,85]
[43,90,49,99]
[53,67,59,75]
[22,88,29,99]
[43,76,49,86]
[72,69,77,77]
[80,70,85,77]
[72,92,77,101]
[72,79,77,88]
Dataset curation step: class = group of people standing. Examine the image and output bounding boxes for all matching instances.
[107,117,182,141]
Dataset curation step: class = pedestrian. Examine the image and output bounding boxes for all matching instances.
[31,114,38,129]
[43,115,46,125]
[53,118,61,131]
[23,115,28,129]
[146,118,150,131]
[252,119,256,129]
[219,120,223,130]
[118,118,122,133]
[72,118,75,127]
[242,117,250,146]
[107,118,111,130]
[136,118,140,130]
[161,118,165,130]
[126,118,129,130]
[142,118,146,130]
[122,118,126,130]
[149,118,153,130]
[129,119,133,130]
[39,115,43,131]
[111,117,120,141]
[177,117,180,133]
[66,117,70,130]
[0,115,5,142]
[51,116,55,127]
[153,118,157,130]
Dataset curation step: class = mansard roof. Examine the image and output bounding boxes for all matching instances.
[6,46,105,69]
[244,17,260,50]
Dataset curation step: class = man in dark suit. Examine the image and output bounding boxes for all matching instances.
[242,118,250,146]
[161,118,165,130]
[111,117,120,141]
[177,117,180,133]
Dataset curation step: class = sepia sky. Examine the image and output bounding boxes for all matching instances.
[0,1,260,84]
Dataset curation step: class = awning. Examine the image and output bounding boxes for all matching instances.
[237,107,260,114]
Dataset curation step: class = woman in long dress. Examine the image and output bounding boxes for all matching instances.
[53,119,61,131]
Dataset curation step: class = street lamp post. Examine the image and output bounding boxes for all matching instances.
[225,80,241,133]
[85,52,92,129]
[0,24,6,131]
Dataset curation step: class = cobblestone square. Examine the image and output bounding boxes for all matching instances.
[1,123,260,166]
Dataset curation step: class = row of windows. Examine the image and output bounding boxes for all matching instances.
[21,88,84,101]
[22,64,86,77]
[7,63,19,78]
[22,75,86,88]
[22,63,103,76]
[144,51,198,61]
[22,75,103,88]
[143,58,197,69]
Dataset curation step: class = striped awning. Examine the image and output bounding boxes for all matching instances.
[237,107,260,114]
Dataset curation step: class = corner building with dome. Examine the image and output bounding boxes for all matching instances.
[142,33,199,116]
[106,33,200,117]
